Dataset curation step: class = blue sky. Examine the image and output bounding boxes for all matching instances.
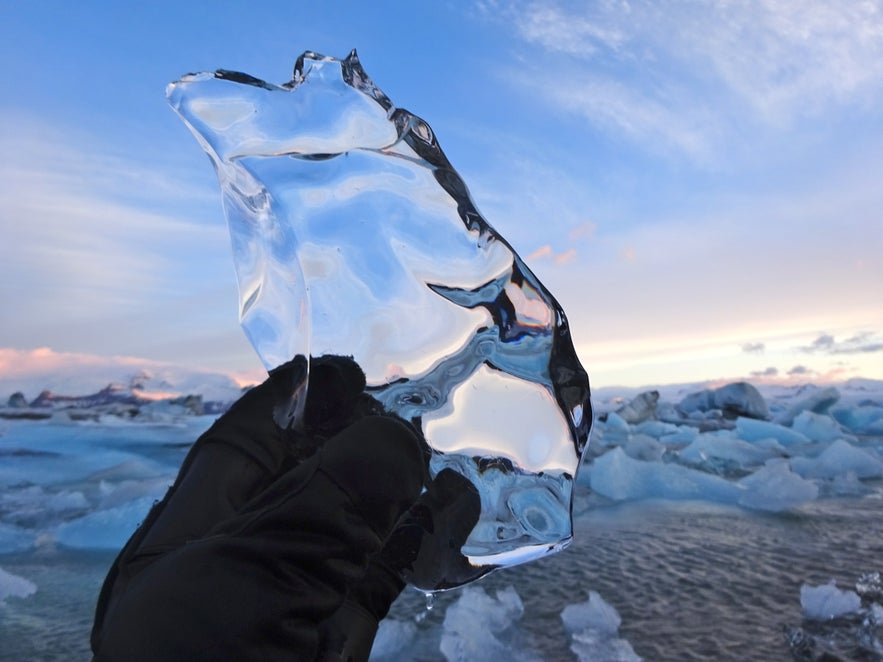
[1,0,882,389]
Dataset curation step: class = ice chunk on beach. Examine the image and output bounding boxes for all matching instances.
[678,382,768,420]
[790,439,883,480]
[832,404,883,434]
[0,522,36,554]
[0,566,36,605]
[167,50,591,589]
[735,417,810,446]
[369,618,418,660]
[775,386,840,426]
[679,433,779,473]
[55,495,158,550]
[791,411,849,443]
[800,581,862,621]
[439,585,539,662]
[587,448,742,503]
[561,591,642,662]
[736,460,818,511]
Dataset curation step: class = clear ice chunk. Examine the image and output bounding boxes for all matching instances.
[166,50,591,589]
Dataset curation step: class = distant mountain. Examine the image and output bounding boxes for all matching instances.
[1,368,248,421]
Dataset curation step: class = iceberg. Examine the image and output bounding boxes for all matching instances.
[167,51,591,589]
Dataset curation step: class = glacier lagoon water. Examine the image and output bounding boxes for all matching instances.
[2,492,883,660]
[2,413,883,660]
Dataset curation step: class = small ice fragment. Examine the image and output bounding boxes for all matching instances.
[439,585,538,661]
[678,383,768,420]
[0,566,37,605]
[561,592,642,662]
[0,522,36,554]
[587,447,742,503]
[737,460,818,511]
[832,404,883,434]
[800,581,861,621]
[790,411,848,443]
[614,391,658,424]
[735,417,810,446]
[790,439,883,480]
[679,434,777,472]
[370,618,417,660]
[55,495,158,550]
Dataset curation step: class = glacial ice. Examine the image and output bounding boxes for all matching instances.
[677,382,769,420]
[790,439,883,480]
[585,447,744,504]
[583,379,883,512]
[790,410,849,443]
[735,460,818,511]
[832,404,883,434]
[734,417,810,446]
[800,581,862,621]
[167,50,591,589]
[55,495,161,550]
[561,591,642,662]
[0,566,37,605]
[438,585,539,661]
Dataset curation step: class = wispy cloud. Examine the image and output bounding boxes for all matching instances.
[799,332,883,355]
[743,342,766,354]
[486,0,883,157]
[0,115,232,357]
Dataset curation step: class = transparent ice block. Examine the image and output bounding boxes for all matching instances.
[167,50,592,589]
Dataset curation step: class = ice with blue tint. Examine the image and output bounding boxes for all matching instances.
[166,50,592,589]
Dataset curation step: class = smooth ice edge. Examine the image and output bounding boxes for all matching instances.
[167,50,592,587]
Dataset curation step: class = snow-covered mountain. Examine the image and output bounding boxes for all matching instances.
[1,368,248,421]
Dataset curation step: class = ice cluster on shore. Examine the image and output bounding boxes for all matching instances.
[581,378,883,511]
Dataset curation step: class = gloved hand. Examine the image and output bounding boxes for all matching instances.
[316,468,481,662]
[91,356,433,661]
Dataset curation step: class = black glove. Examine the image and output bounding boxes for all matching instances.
[316,469,482,662]
[91,356,428,661]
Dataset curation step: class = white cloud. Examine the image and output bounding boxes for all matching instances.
[0,116,233,357]
[489,0,883,155]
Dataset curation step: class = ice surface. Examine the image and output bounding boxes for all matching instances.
[775,386,840,426]
[55,495,160,550]
[800,581,862,620]
[833,404,883,434]
[438,585,539,661]
[561,592,642,662]
[0,566,37,605]
[678,433,780,473]
[369,618,418,660]
[790,439,883,480]
[790,411,849,443]
[0,523,35,554]
[734,417,810,446]
[167,50,591,588]
[586,447,743,504]
[678,382,769,420]
[735,460,818,511]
